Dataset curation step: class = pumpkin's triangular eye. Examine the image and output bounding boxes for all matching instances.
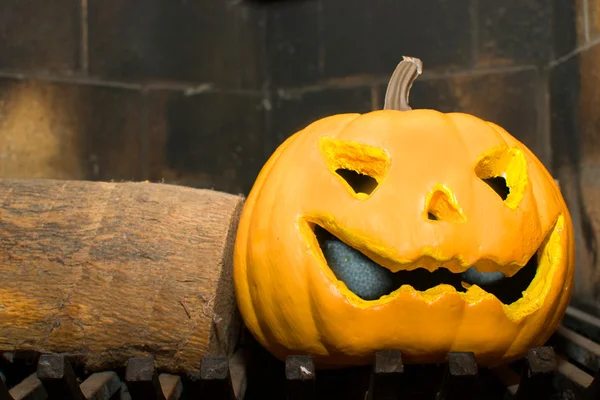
[481,176,510,200]
[319,137,390,199]
[475,147,527,209]
[335,168,378,195]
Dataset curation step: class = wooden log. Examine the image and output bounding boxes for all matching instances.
[0,178,244,378]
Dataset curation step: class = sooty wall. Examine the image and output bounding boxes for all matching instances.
[1,0,600,307]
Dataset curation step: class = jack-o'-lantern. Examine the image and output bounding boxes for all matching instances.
[233,56,575,368]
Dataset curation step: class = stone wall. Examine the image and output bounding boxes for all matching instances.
[2,0,600,307]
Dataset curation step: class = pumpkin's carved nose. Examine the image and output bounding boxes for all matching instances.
[425,185,465,223]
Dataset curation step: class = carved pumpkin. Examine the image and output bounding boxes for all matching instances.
[233,56,575,368]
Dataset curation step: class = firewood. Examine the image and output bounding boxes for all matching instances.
[0,179,244,377]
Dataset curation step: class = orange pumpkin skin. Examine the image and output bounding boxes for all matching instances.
[233,109,574,368]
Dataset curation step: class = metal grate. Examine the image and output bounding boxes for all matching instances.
[0,354,237,400]
[2,305,600,399]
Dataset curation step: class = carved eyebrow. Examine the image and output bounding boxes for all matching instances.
[319,137,391,199]
[474,146,527,209]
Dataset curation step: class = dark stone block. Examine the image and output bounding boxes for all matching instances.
[552,0,582,59]
[550,48,600,306]
[321,0,473,79]
[88,0,266,89]
[200,356,235,400]
[285,355,315,400]
[0,0,81,73]
[37,355,86,400]
[369,350,404,400]
[406,68,549,168]
[285,355,315,381]
[576,40,600,165]
[373,350,403,375]
[477,0,552,66]
[147,90,267,195]
[125,357,166,400]
[266,1,320,87]
[0,78,143,182]
[590,0,600,38]
[515,347,557,399]
[447,352,478,377]
[75,86,145,182]
[444,352,479,400]
[269,86,373,151]
[550,53,581,170]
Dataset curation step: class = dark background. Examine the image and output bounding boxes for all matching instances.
[0,0,599,307]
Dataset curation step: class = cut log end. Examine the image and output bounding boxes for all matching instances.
[0,178,245,376]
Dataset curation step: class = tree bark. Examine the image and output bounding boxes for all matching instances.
[0,179,244,377]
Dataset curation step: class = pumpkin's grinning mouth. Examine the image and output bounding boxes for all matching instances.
[313,225,538,305]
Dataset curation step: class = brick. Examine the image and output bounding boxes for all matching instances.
[269,86,373,151]
[405,68,549,167]
[0,79,143,181]
[550,55,581,171]
[147,91,267,195]
[88,0,266,89]
[581,165,600,259]
[574,42,600,166]
[266,1,320,87]
[576,0,589,44]
[477,0,552,66]
[551,47,600,304]
[77,86,145,181]
[0,0,80,73]
[590,0,600,38]
[321,0,473,79]
[553,0,583,59]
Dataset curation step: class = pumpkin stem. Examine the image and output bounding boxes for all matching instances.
[383,56,423,111]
